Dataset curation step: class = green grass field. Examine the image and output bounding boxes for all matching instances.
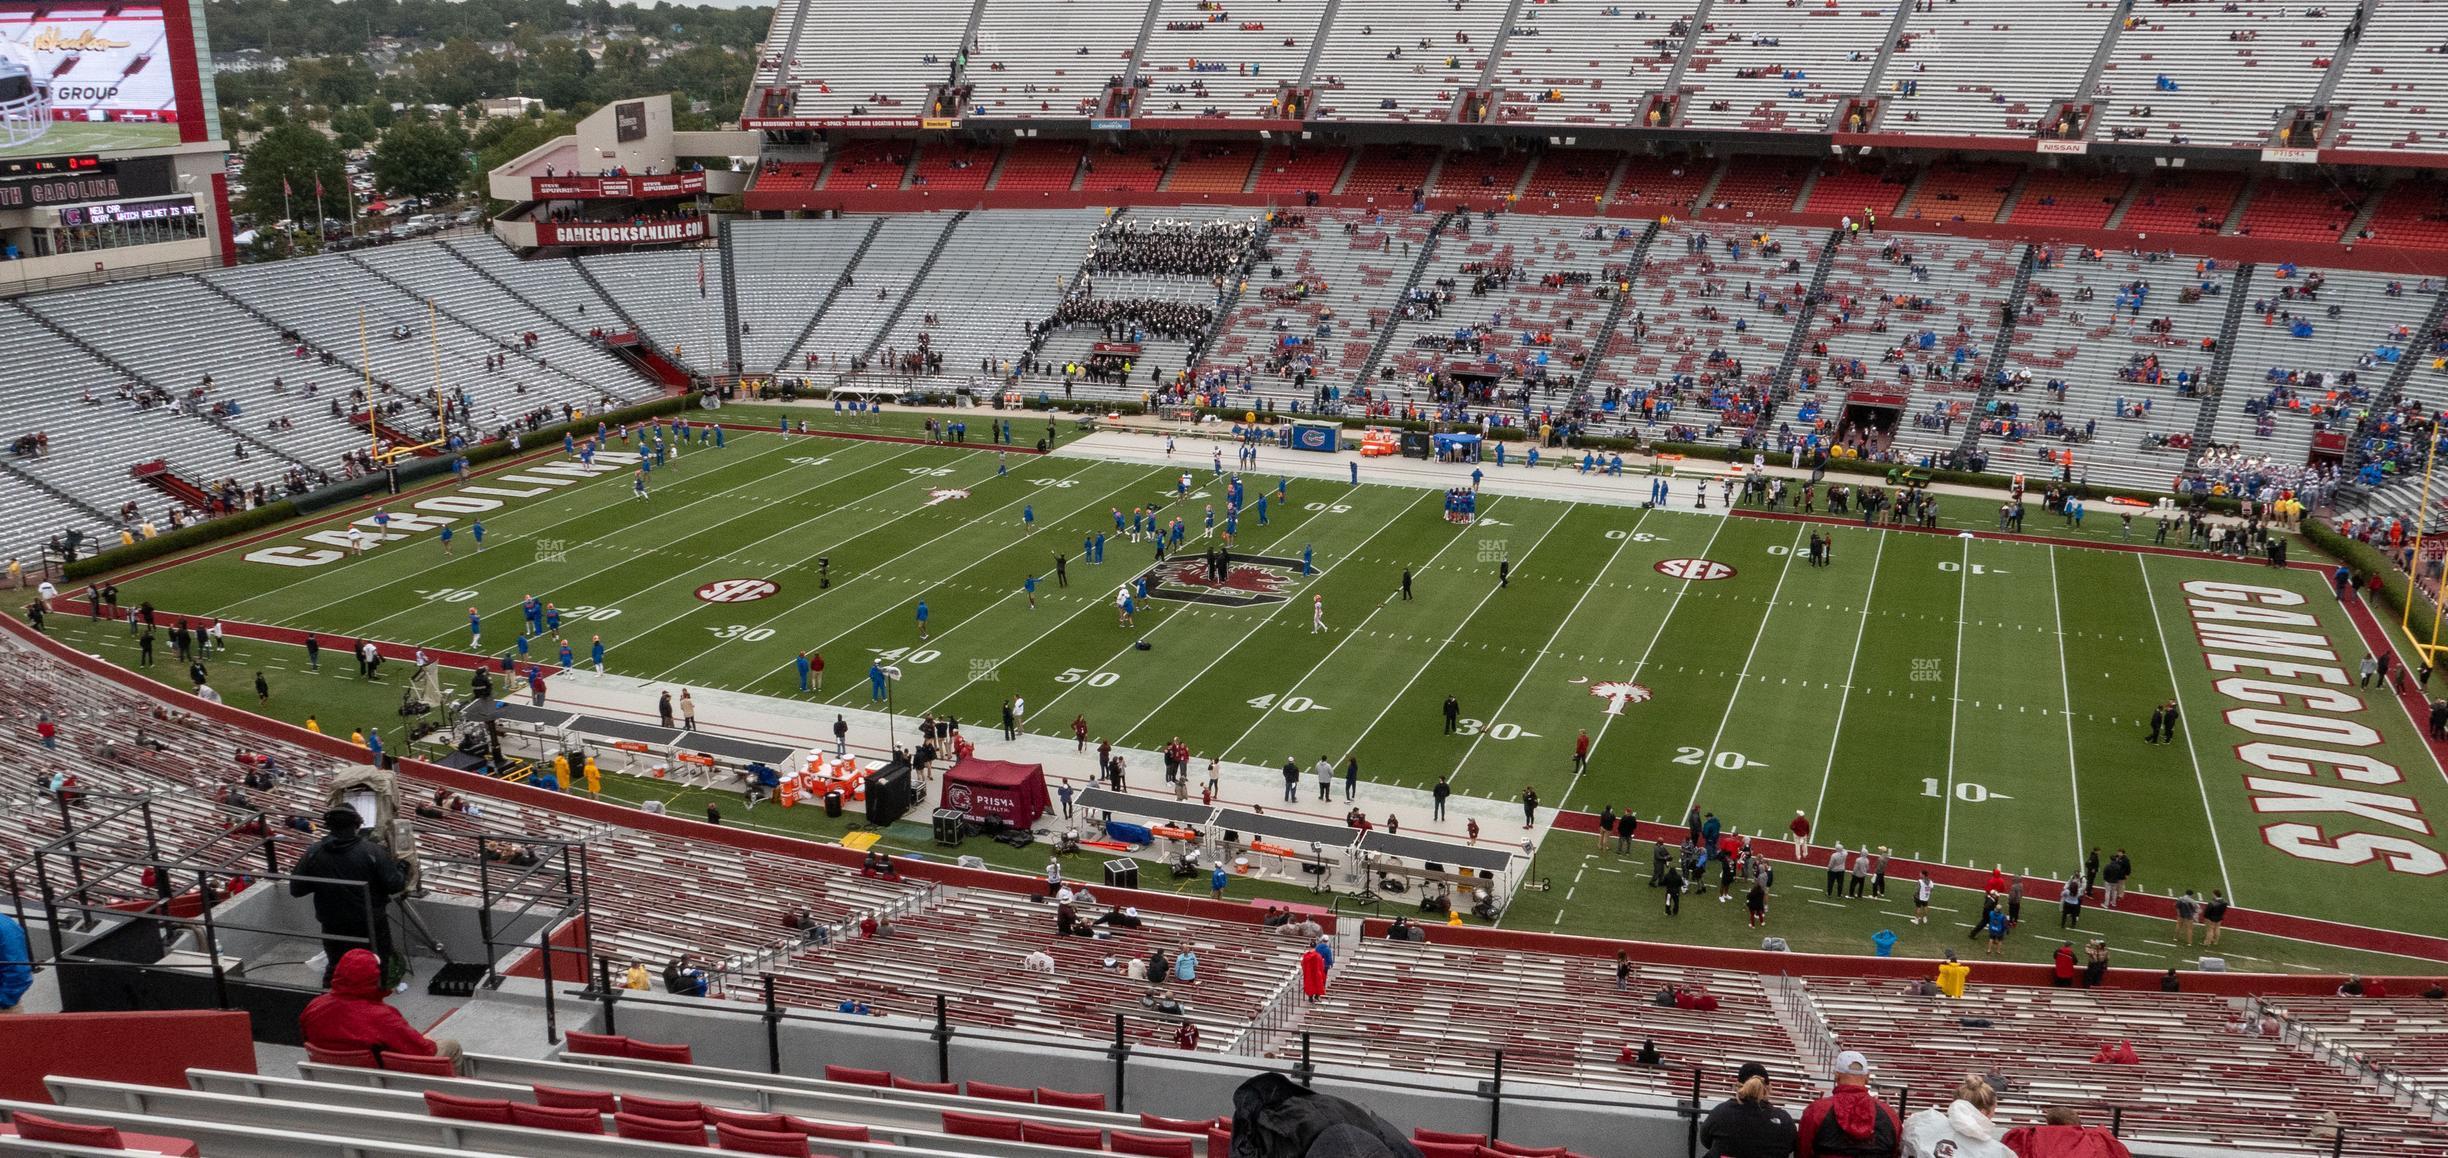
[1,120,180,160]
[90,409,2448,974]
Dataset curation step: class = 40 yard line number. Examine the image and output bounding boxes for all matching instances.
[1247,693,1327,713]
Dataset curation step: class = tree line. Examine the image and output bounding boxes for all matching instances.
[214,0,773,231]
[203,0,770,60]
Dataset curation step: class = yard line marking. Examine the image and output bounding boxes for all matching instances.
[1940,537,1971,863]
[796,467,1187,702]
[1685,525,1806,812]
[2047,547,2085,864]
[1449,505,1660,788]
[906,477,1348,719]
[2135,552,2236,902]
[244,435,812,621]
[1238,498,1557,764]
[395,444,966,650]
[1810,530,1885,835]
[1032,489,1436,728]
[1552,510,1729,815]
[373,443,934,643]
[655,458,1143,685]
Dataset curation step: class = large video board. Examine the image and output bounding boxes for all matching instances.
[0,2,187,160]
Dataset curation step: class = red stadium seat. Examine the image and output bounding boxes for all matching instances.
[823,1065,891,1087]
[303,1044,377,1068]
[620,1094,709,1123]
[963,1080,1036,1104]
[626,1039,696,1064]
[422,1091,513,1124]
[941,1111,1026,1141]
[787,1119,873,1143]
[1035,1087,1108,1111]
[1416,1129,1490,1145]
[1414,1143,1479,1158]
[509,1102,606,1134]
[1138,1113,1213,1134]
[532,1085,621,1114]
[717,1122,812,1156]
[562,1031,630,1057]
[706,1108,791,1133]
[1111,1130,1198,1158]
[380,1052,458,1076]
[10,1113,125,1150]
[891,1075,957,1094]
[1490,1143,1571,1157]
[1021,1121,1107,1150]
[615,1112,710,1145]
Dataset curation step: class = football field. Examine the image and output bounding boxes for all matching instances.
[114,420,2448,946]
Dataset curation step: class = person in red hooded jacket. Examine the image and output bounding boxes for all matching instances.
[1798,1050,1900,1158]
[300,948,459,1068]
[2002,1107,2133,1158]
[1300,944,1329,1003]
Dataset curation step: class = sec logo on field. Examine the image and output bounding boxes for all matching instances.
[1655,558,1736,581]
[696,578,778,603]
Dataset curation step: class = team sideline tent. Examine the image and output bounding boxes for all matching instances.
[939,758,1051,829]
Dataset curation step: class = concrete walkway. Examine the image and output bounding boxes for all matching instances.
[529,668,1547,868]
[777,397,2268,533]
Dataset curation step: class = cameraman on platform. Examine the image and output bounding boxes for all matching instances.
[291,807,408,987]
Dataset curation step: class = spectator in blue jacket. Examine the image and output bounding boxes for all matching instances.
[0,911,34,1012]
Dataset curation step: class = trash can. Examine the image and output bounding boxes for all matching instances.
[1872,929,1898,957]
[824,790,843,818]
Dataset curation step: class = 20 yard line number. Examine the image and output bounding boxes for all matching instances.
[1675,747,1763,771]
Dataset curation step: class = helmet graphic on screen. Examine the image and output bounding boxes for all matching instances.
[0,44,49,148]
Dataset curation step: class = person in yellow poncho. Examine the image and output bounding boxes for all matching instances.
[583,755,602,798]
[1936,951,1971,999]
